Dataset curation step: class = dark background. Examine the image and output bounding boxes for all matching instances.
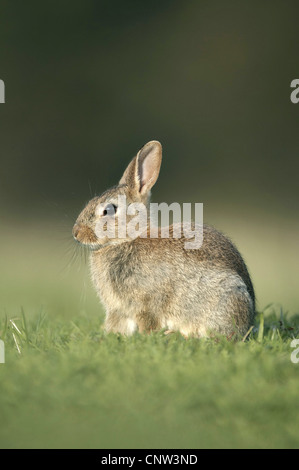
[0,0,298,313]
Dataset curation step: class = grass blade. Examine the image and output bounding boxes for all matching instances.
[12,332,21,354]
[257,313,264,342]
[242,325,254,342]
[10,319,23,336]
[21,307,30,344]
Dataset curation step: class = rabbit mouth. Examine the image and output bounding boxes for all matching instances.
[72,223,102,249]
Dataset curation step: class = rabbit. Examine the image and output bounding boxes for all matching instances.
[73,140,255,338]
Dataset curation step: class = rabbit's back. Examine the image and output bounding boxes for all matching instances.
[90,223,255,337]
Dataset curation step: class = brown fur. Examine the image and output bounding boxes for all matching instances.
[73,141,255,338]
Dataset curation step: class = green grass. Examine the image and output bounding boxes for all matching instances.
[1,306,299,449]
[0,219,298,449]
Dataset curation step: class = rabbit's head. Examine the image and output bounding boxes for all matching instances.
[72,140,162,249]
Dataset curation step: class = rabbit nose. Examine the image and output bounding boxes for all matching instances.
[72,223,80,239]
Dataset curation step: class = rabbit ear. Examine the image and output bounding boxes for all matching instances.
[119,141,162,196]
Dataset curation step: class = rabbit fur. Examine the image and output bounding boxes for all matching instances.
[73,141,255,338]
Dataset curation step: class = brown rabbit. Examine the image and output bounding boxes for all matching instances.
[73,141,255,338]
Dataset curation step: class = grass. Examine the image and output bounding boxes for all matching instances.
[1,305,299,449]
[0,222,298,448]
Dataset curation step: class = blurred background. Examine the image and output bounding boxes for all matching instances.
[0,0,298,319]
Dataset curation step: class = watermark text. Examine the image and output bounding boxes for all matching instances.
[94,196,203,250]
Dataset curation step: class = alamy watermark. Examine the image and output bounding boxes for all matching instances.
[94,196,203,249]
[290,339,299,363]
[0,79,5,103]
[0,339,4,363]
[290,79,299,103]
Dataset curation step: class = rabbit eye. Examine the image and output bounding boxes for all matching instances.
[103,204,117,216]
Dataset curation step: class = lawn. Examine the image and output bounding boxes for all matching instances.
[0,223,298,449]
[0,306,299,449]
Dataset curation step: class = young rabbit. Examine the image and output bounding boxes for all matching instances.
[73,140,255,338]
